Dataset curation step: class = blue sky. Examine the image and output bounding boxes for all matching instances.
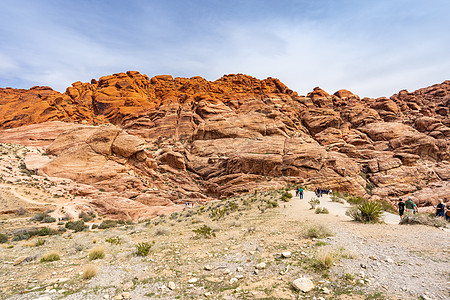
[0,0,449,97]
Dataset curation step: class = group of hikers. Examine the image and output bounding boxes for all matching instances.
[295,187,332,200]
[398,197,449,221]
[314,188,331,198]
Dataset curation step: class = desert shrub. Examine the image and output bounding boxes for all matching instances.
[281,191,293,202]
[42,216,56,223]
[89,246,105,260]
[312,247,337,270]
[0,233,8,243]
[81,265,98,280]
[315,207,329,214]
[40,252,60,262]
[79,211,95,222]
[91,224,98,229]
[135,241,154,256]
[304,224,334,239]
[12,228,40,241]
[400,213,447,228]
[266,199,279,208]
[377,199,397,214]
[65,220,88,232]
[155,226,170,236]
[35,238,45,246]
[308,197,320,209]
[331,194,345,204]
[30,212,48,222]
[16,207,27,216]
[98,220,119,229]
[193,225,216,239]
[346,196,365,205]
[346,201,383,223]
[105,236,121,245]
[38,227,51,236]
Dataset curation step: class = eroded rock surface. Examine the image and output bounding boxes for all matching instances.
[1,73,449,218]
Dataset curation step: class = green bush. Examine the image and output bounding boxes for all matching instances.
[79,211,95,222]
[346,201,383,223]
[42,216,56,223]
[12,228,40,241]
[281,191,293,202]
[38,227,51,236]
[0,233,8,243]
[346,196,365,205]
[65,220,88,232]
[105,236,121,245]
[193,225,216,239]
[98,220,119,229]
[135,241,154,256]
[30,212,48,222]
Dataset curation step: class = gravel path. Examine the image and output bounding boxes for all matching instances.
[286,190,450,300]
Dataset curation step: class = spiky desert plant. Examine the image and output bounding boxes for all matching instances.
[346,201,383,223]
[135,241,154,256]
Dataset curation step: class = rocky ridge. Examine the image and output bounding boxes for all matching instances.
[0,72,449,219]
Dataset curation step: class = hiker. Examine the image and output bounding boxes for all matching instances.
[435,199,445,217]
[397,198,405,220]
[446,205,450,221]
[405,196,418,214]
[295,187,300,197]
[299,187,304,199]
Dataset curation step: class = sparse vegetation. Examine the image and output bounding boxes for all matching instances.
[105,236,121,245]
[135,241,154,256]
[0,233,8,243]
[65,220,88,232]
[79,211,95,222]
[304,224,334,239]
[81,265,98,280]
[315,207,329,214]
[308,197,320,209]
[400,213,448,228]
[346,201,383,223]
[193,224,216,239]
[155,226,170,236]
[40,252,60,262]
[89,246,105,260]
[281,191,292,202]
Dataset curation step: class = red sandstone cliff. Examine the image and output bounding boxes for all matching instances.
[0,72,448,218]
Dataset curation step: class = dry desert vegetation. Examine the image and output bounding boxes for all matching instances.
[1,181,449,300]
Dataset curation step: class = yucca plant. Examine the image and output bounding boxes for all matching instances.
[346,201,383,223]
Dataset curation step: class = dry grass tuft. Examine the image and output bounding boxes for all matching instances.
[81,265,98,280]
[88,246,105,261]
[40,252,60,262]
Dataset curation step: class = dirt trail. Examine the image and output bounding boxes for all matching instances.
[283,190,450,300]
[0,184,79,220]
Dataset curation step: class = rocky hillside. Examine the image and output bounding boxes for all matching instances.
[0,72,449,219]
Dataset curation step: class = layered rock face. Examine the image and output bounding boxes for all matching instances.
[0,72,448,218]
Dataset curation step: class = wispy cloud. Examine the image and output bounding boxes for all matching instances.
[0,0,449,97]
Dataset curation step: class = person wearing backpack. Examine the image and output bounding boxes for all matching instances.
[405,196,418,214]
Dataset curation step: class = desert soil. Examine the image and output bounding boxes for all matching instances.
[0,187,448,300]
